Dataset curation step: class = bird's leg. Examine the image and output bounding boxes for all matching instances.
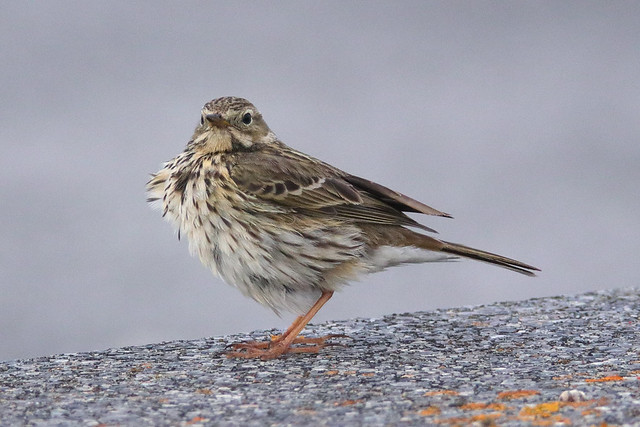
[232,313,347,349]
[226,291,345,360]
[229,315,306,350]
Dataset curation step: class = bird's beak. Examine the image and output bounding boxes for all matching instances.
[205,113,230,128]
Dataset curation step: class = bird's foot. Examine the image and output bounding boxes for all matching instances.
[225,334,349,360]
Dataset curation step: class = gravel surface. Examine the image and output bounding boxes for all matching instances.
[1,287,639,426]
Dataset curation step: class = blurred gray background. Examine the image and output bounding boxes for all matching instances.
[1,2,638,361]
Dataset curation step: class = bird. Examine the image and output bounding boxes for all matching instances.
[146,96,539,360]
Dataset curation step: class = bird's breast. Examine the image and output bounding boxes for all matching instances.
[148,154,368,314]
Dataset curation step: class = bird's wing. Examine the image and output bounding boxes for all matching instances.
[343,174,451,218]
[229,150,363,209]
[228,147,444,231]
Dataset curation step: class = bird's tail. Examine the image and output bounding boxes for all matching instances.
[440,240,540,276]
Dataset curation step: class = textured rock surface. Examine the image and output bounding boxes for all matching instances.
[1,287,639,426]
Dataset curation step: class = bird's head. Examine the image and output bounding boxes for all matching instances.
[190,97,276,153]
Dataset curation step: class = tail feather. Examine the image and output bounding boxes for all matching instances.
[441,241,540,276]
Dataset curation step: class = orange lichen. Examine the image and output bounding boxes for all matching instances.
[581,408,602,416]
[585,375,623,382]
[526,415,571,426]
[552,374,573,381]
[460,402,507,411]
[517,402,574,426]
[419,406,441,416]
[497,390,540,400]
[435,413,502,425]
[520,401,560,417]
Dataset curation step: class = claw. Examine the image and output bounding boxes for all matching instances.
[225,334,350,360]
[224,291,338,360]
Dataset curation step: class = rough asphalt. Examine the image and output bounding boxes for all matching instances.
[1,287,639,426]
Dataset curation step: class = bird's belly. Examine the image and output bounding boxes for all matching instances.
[176,199,365,314]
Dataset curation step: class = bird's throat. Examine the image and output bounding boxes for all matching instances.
[197,128,233,154]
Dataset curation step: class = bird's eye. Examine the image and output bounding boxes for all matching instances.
[242,112,252,125]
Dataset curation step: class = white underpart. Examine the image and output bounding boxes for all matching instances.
[365,245,457,273]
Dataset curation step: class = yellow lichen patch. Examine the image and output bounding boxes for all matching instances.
[195,388,213,395]
[519,401,560,418]
[518,402,572,426]
[497,390,540,400]
[585,375,624,382]
[361,372,375,377]
[424,390,459,396]
[460,402,507,411]
[324,370,339,375]
[419,406,441,416]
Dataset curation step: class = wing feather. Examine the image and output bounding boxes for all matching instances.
[228,146,443,231]
[344,174,451,218]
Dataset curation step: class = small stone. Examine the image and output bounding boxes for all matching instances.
[559,389,587,402]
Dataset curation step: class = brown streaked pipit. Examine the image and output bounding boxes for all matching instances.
[147,96,539,360]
